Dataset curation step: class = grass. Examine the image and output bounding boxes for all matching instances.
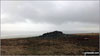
[1,33,99,55]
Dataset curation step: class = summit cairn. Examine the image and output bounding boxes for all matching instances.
[41,31,64,37]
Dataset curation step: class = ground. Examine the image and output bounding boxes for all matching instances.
[1,33,99,55]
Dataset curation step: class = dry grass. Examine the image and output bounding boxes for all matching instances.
[1,34,99,55]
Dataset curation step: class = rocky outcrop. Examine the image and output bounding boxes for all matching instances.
[40,31,64,37]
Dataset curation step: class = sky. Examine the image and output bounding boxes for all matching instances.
[1,1,99,38]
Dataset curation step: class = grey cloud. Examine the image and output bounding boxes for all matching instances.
[1,1,99,24]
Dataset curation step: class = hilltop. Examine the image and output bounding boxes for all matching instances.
[1,31,99,55]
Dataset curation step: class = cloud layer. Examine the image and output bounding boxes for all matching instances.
[1,1,99,24]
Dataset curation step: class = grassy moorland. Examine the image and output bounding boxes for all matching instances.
[1,32,99,55]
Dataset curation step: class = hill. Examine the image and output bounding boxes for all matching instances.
[1,31,99,55]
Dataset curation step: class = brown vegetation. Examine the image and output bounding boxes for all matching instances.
[1,33,99,55]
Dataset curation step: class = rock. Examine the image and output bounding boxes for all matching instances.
[41,31,64,37]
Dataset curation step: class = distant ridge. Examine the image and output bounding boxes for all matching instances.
[38,31,99,40]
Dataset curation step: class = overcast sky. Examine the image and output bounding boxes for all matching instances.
[1,1,99,38]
